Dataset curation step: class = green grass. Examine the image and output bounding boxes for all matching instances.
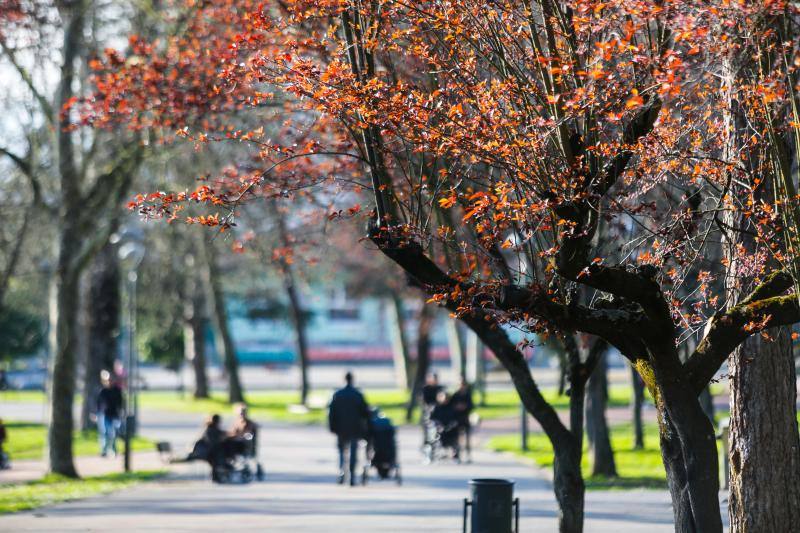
[137,385,641,426]
[488,422,667,490]
[4,421,154,461]
[0,470,165,514]
[0,390,47,404]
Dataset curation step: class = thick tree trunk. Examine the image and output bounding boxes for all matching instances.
[406,299,433,422]
[721,34,800,531]
[48,258,80,478]
[387,293,412,390]
[80,242,120,430]
[656,391,722,532]
[728,329,800,532]
[202,243,244,404]
[630,365,645,449]
[183,280,209,399]
[586,347,617,477]
[552,439,585,533]
[284,268,310,406]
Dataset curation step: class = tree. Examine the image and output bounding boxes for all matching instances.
[719,7,800,530]
[584,339,616,478]
[93,1,800,530]
[202,240,245,404]
[80,241,121,431]
[1,0,145,477]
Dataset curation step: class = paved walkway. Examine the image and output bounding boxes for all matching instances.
[0,401,725,532]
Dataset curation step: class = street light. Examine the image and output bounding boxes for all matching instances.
[115,230,145,472]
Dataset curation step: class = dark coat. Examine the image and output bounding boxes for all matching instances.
[97,385,124,419]
[451,386,474,427]
[328,385,369,440]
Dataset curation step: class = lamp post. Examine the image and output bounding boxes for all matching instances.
[116,233,145,472]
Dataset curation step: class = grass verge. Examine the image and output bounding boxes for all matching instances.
[488,422,667,490]
[0,470,166,514]
[3,421,154,461]
[135,384,641,426]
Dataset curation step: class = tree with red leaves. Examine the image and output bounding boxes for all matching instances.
[89,1,800,531]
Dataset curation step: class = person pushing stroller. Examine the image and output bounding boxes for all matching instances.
[328,372,369,486]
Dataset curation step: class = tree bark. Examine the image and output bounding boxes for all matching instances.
[652,376,722,533]
[48,250,81,478]
[406,297,433,422]
[80,242,120,431]
[183,271,209,399]
[202,242,244,404]
[728,329,800,532]
[387,292,412,390]
[698,386,714,424]
[585,343,617,477]
[283,265,310,406]
[630,364,645,450]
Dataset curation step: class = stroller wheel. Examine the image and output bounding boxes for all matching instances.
[361,467,368,486]
[241,468,253,484]
[256,464,265,481]
[395,469,402,486]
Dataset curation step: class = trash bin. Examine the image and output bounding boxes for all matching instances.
[462,478,519,533]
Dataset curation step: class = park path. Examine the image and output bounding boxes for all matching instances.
[0,400,701,532]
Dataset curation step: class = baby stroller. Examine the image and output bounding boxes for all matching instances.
[362,411,401,485]
[423,399,462,464]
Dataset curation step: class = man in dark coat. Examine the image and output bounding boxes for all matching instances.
[328,372,369,485]
[96,370,124,457]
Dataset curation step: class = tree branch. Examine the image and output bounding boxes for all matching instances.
[0,39,55,122]
[685,270,799,393]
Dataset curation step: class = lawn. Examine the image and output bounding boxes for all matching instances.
[0,470,165,514]
[136,384,641,427]
[3,421,154,461]
[488,422,668,490]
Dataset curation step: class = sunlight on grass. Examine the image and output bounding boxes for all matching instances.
[3,422,153,461]
[136,384,644,426]
[0,471,165,514]
[488,423,667,490]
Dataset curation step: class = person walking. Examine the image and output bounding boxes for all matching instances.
[328,372,369,486]
[96,370,124,457]
[451,378,475,462]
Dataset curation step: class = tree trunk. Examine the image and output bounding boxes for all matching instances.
[406,298,433,422]
[202,243,244,404]
[728,329,800,532]
[698,386,714,424]
[387,292,412,390]
[283,267,310,406]
[183,277,209,399]
[631,364,645,449]
[446,318,466,381]
[81,242,120,430]
[48,256,80,478]
[656,386,723,532]
[585,346,617,477]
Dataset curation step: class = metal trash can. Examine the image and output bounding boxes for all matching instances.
[462,478,519,533]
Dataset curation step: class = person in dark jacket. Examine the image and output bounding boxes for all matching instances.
[96,370,124,457]
[328,372,369,485]
[430,391,460,460]
[451,378,475,462]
